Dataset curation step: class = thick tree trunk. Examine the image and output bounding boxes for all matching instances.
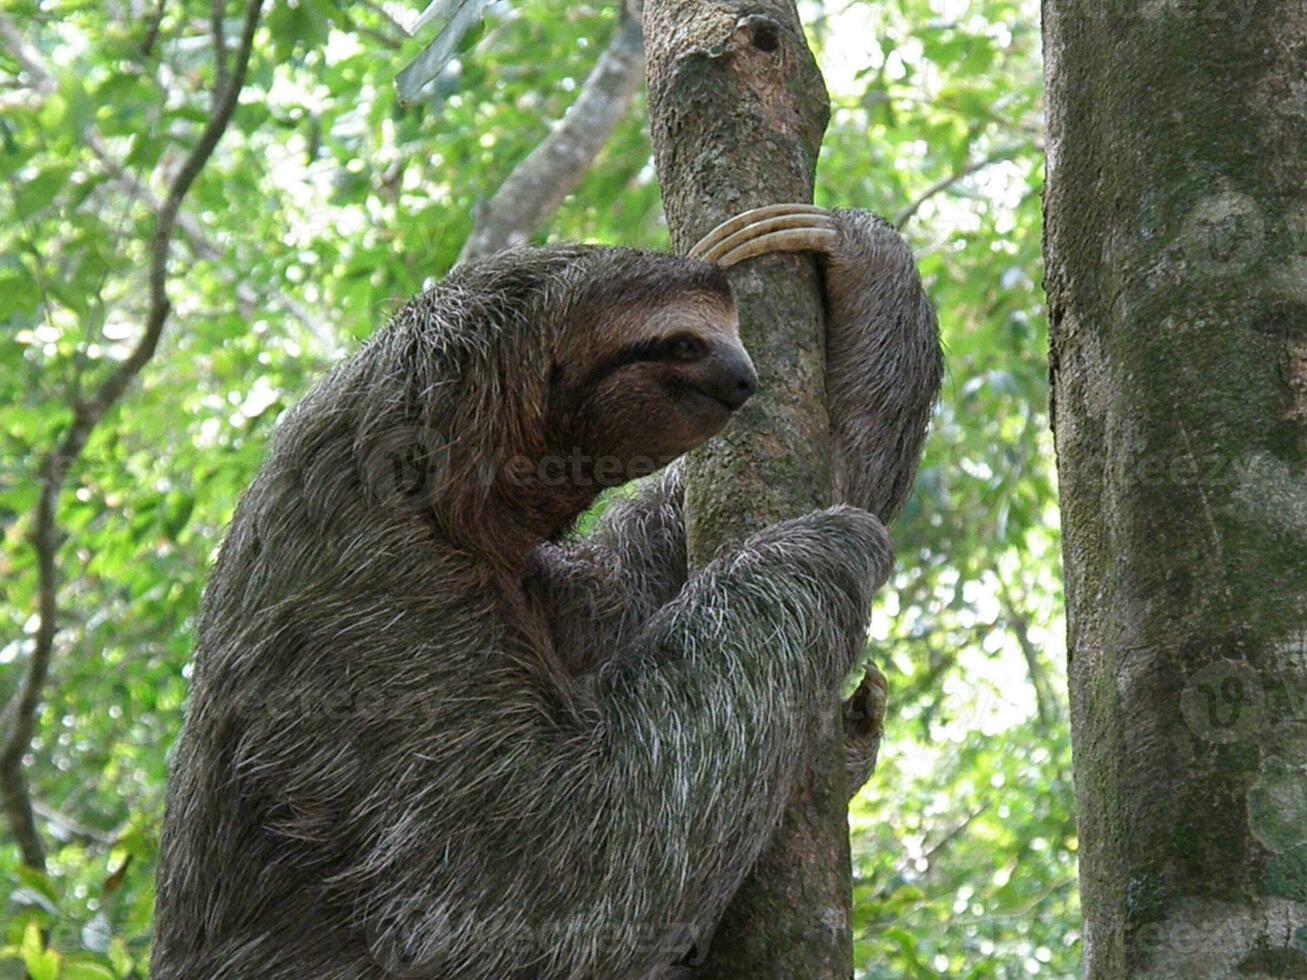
[644,3,853,977]
[1043,3,1307,976]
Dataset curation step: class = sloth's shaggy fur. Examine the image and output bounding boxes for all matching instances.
[152,213,941,979]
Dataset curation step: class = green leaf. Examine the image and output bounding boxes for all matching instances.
[14,866,60,907]
[61,959,118,980]
[396,0,492,106]
[13,165,73,221]
[0,270,39,320]
[20,921,59,980]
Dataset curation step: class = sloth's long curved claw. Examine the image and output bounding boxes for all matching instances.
[711,226,840,268]
[688,204,829,261]
[688,204,839,268]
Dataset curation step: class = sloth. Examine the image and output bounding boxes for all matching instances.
[151,205,942,979]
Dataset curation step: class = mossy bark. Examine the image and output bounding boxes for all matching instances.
[644,2,853,977]
[1043,2,1307,976]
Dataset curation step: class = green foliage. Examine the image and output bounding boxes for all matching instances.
[813,0,1075,974]
[0,0,1069,976]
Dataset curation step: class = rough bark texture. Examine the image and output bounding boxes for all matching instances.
[1043,3,1307,976]
[458,11,645,262]
[644,3,852,977]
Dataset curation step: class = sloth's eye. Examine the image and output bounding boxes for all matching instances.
[667,335,708,362]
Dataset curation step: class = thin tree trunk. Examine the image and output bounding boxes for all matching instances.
[1043,2,1307,975]
[644,3,853,977]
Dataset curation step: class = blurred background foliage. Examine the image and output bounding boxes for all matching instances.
[0,0,1070,976]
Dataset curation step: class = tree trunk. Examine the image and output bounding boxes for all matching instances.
[1043,3,1307,976]
[644,3,853,977]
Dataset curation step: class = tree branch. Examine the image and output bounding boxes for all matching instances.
[0,0,265,872]
[995,574,1060,729]
[140,0,167,60]
[357,0,410,43]
[31,799,118,848]
[211,0,230,104]
[0,11,335,357]
[457,9,644,261]
[893,144,1031,230]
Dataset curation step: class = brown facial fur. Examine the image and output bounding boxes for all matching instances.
[547,294,750,486]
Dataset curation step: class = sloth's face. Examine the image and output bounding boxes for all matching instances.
[551,296,756,487]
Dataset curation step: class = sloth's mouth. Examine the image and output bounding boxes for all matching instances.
[662,378,732,417]
[680,386,738,420]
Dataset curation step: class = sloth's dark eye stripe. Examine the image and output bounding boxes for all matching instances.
[576,335,704,391]
[607,337,681,372]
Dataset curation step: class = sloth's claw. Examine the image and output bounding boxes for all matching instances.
[843,663,888,799]
[688,204,839,268]
[688,203,829,259]
[710,226,840,268]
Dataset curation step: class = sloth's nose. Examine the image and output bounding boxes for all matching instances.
[703,348,758,411]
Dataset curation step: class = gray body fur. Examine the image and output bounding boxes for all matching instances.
[152,211,941,979]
